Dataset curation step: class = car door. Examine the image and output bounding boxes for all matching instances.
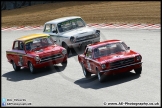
[88,49,96,74]
[84,48,93,73]
[17,41,26,66]
[12,41,20,66]
[44,24,61,45]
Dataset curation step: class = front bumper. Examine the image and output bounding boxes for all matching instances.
[100,62,143,75]
[68,37,100,48]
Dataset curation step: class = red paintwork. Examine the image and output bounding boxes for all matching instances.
[6,41,67,69]
[78,39,142,76]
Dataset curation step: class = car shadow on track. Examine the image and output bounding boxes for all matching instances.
[2,63,67,82]
[68,47,85,58]
[74,72,141,89]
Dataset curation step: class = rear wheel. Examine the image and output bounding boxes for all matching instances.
[12,60,20,71]
[29,62,36,74]
[134,67,142,75]
[81,63,91,78]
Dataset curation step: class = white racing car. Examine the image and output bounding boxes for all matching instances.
[43,16,100,56]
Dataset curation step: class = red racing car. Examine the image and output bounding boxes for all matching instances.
[78,39,142,82]
[6,33,67,73]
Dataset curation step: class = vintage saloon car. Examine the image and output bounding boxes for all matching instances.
[78,39,142,82]
[6,33,67,73]
[43,16,100,55]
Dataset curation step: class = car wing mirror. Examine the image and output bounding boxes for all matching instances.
[83,52,86,57]
[53,30,58,34]
[83,52,86,56]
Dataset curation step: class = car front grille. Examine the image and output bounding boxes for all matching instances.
[40,53,63,63]
[75,34,98,43]
[110,57,135,68]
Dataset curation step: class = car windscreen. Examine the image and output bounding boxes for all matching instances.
[25,37,54,51]
[93,42,127,58]
[57,18,85,33]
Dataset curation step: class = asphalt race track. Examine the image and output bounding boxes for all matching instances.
[1,28,160,106]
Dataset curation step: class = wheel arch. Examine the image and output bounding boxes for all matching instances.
[10,59,13,63]
[62,41,66,46]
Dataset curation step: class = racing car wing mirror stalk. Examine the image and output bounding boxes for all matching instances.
[53,30,58,34]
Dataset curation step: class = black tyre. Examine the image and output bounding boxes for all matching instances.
[12,61,20,71]
[134,67,142,75]
[71,47,77,55]
[61,59,67,66]
[96,69,105,83]
[81,63,91,78]
[28,62,36,74]
[62,42,70,56]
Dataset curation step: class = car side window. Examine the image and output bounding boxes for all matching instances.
[13,41,19,50]
[121,42,128,50]
[72,21,78,28]
[85,48,92,59]
[77,20,84,27]
[76,18,85,27]
[52,24,56,31]
[44,24,51,32]
[19,41,24,50]
[25,42,32,51]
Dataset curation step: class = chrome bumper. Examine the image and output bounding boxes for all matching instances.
[100,62,143,73]
[39,54,63,63]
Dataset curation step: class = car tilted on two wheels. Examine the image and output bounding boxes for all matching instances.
[78,39,143,82]
[6,16,142,82]
[6,33,67,73]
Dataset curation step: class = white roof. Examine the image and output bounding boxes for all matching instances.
[45,16,82,24]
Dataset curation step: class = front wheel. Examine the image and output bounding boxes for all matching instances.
[12,61,20,71]
[62,42,70,56]
[97,69,105,83]
[81,63,91,78]
[134,67,142,75]
[61,59,67,66]
[29,62,36,74]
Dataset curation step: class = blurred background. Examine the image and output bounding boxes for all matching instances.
[1,1,63,10]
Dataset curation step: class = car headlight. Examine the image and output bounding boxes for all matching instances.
[70,36,75,43]
[62,49,67,55]
[136,55,141,61]
[95,30,100,37]
[34,55,40,61]
[101,64,106,69]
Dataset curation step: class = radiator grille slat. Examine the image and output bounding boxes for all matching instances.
[110,57,134,68]
[75,34,98,43]
[40,53,63,63]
